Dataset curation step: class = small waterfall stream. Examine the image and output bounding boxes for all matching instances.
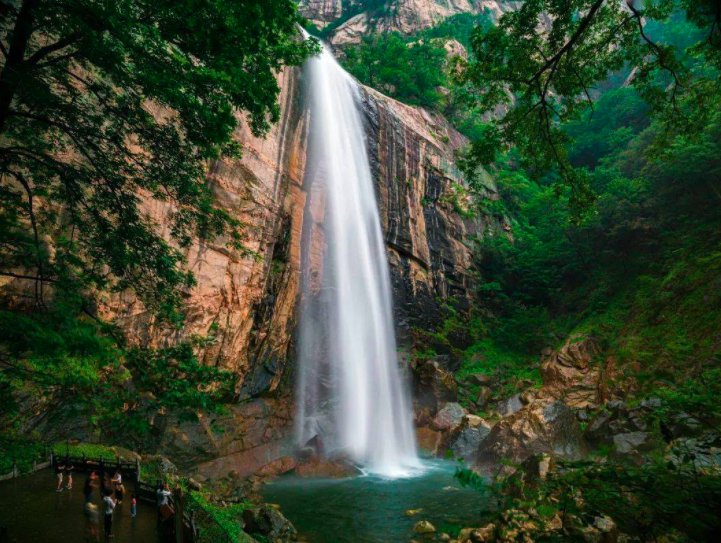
[295,38,420,478]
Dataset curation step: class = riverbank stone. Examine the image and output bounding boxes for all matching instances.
[413,520,437,534]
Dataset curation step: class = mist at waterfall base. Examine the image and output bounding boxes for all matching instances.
[294,36,420,478]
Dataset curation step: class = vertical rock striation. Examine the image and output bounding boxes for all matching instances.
[360,86,495,336]
[57,65,494,476]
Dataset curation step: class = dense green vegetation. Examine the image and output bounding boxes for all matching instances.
[426,3,721,540]
[0,0,316,452]
[460,0,721,213]
[341,12,493,125]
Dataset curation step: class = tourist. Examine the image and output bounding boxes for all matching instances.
[111,469,123,504]
[84,471,99,503]
[102,489,117,538]
[54,458,65,492]
[130,494,137,518]
[65,461,75,490]
[84,500,100,541]
[157,482,172,507]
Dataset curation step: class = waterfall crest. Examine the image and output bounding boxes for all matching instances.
[295,39,420,478]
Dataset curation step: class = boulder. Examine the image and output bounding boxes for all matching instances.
[540,336,605,409]
[458,523,496,542]
[478,399,587,467]
[242,506,297,542]
[665,412,703,439]
[413,520,436,534]
[464,415,487,428]
[432,402,467,431]
[613,432,653,455]
[585,400,656,450]
[412,359,459,413]
[448,418,492,461]
[570,515,619,543]
[496,394,523,417]
[666,433,721,469]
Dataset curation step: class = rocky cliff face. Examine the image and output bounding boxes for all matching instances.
[99,63,492,477]
[361,86,494,336]
[300,0,518,46]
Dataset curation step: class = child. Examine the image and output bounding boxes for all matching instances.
[130,494,137,518]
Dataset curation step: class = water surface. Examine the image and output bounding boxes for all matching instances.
[263,460,492,543]
[0,470,158,542]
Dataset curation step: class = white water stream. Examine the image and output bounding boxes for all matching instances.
[295,38,420,478]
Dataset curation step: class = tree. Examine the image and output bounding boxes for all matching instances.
[343,32,447,109]
[458,0,721,214]
[0,0,317,318]
[0,1,317,439]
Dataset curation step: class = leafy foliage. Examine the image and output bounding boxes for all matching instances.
[459,0,721,215]
[341,12,492,114]
[0,0,316,319]
[343,31,448,109]
[0,1,314,445]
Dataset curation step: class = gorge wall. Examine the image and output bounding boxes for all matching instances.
[101,63,493,478]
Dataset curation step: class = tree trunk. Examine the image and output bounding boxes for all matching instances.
[0,0,39,133]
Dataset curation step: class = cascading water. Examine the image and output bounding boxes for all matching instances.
[295,38,420,478]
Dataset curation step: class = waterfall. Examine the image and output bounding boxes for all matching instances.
[295,38,420,478]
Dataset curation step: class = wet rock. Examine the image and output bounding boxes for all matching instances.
[256,456,297,478]
[242,505,297,542]
[405,508,423,517]
[293,457,361,478]
[413,520,436,534]
[478,399,587,467]
[432,402,467,431]
[457,524,496,542]
[439,533,451,542]
[416,426,443,455]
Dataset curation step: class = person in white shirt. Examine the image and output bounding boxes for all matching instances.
[103,491,117,538]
